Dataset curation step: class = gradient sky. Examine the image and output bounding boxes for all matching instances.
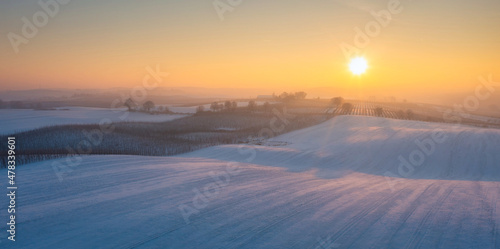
[1,0,499,96]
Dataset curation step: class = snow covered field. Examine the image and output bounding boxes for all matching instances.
[0,107,186,135]
[2,116,500,248]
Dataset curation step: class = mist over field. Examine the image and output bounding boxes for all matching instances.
[1,85,499,112]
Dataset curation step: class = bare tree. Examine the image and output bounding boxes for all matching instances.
[341,103,353,114]
[294,91,307,100]
[11,101,24,109]
[143,100,155,113]
[263,102,271,113]
[331,97,344,107]
[279,92,289,99]
[279,92,297,102]
[210,102,220,112]
[224,101,232,111]
[248,100,256,112]
[124,98,136,111]
[196,105,205,113]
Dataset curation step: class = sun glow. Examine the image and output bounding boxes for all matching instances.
[349,57,368,76]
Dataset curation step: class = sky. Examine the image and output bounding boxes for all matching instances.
[1,0,499,98]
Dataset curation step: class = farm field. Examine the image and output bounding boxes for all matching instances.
[3,116,500,248]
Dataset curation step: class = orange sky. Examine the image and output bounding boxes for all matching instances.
[1,0,499,97]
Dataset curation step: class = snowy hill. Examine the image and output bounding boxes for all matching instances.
[2,116,500,248]
[183,116,500,181]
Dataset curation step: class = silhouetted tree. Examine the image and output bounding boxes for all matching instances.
[248,100,256,112]
[231,101,238,111]
[278,92,300,102]
[196,105,205,113]
[279,92,289,99]
[375,107,383,116]
[341,103,353,114]
[294,91,307,100]
[331,97,344,107]
[143,100,155,113]
[210,102,220,112]
[124,98,136,111]
[224,101,232,111]
[263,102,271,113]
[10,101,24,109]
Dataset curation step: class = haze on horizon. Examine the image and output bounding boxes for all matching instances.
[1,0,499,101]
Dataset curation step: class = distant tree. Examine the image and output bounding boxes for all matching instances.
[248,100,256,112]
[0,99,3,108]
[374,107,383,116]
[10,101,24,109]
[210,102,220,112]
[163,106,171,113]
[279,92,289,99]
[263,102,271,113]
[331,97,344,107]
[231,101,238,111]
[143,100,155,113]
[196,105,205,113]
[278,92,298,102]
[224,101,232,111]
[341,103,353,114]
[294,91,307,100]
[124,98,136,111]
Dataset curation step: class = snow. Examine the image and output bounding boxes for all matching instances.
[433,106,500,124]
[0,107,187,135]
[185,116,500,181]
[2,116,500,248]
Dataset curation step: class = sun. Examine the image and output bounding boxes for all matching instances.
[349,57,368,75]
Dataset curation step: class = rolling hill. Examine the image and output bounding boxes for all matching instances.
[2,116,500,248]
